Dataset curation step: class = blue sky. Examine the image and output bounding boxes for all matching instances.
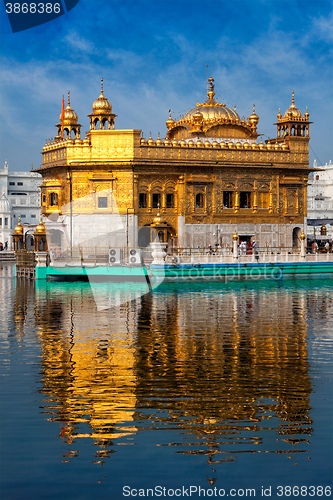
[0,0,332,171]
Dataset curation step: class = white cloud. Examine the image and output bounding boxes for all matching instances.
[63,29,96,53]
[312,11,333,43]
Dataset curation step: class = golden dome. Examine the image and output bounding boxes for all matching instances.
[284,90,302,119]
[304,107,310,120]
[183,76,240,123]
[92,79,112,113]
[60,92,78,124]
[34,215,46,234]
[232,229,239,241]
[14,216,23,235]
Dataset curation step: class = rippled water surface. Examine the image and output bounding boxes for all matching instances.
[1,264,332,499]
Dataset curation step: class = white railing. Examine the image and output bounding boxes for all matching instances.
[164,248,333,265]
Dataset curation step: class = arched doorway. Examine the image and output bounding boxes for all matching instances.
[293,227,301,248]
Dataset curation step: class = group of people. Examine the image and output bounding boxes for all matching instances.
[207,240,257,255]
[0,241,8,251]
[207,244,221,255]
[239,240,257,255]
[312,240,332,253]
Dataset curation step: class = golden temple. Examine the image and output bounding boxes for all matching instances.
[36,77,312,248]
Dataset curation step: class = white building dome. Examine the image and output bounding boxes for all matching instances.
[0,192,13,214]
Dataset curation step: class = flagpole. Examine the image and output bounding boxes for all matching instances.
[61,95,65,139]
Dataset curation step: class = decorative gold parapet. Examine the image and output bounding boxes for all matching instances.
[135,135,300,167]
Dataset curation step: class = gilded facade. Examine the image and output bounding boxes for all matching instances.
[36,78,312,248]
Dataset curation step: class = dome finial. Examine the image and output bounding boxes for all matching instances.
[101,78,104,95]
[67,91,70,106]
[292,90,295,106]
[207,75,215,100]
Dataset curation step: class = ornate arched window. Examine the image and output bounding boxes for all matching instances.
[139,192,147,209]
[195,193,204,209]
[152,192,161,209]
[50,192,58,206]
[166,192,174,208]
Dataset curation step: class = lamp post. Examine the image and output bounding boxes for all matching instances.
[126,207,135,249]
[126,208,130,249]
[67,169,73,257]
[213,225,221,250]
[313,226,316,253]
[233,228,239,260]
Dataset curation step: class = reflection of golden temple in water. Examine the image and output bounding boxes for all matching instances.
[12,280,317,462]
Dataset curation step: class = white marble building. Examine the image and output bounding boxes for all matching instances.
[0,161,42,249]
[307,159,333,240]
[308,160,333,218]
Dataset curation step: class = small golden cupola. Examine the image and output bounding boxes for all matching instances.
[14,216,23,235]
[275,90,311,140]
[88,78,117,131]
[34,215,46,234]
[56,91,81,140]
[12,216,24,251]
[33,215,47,252]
